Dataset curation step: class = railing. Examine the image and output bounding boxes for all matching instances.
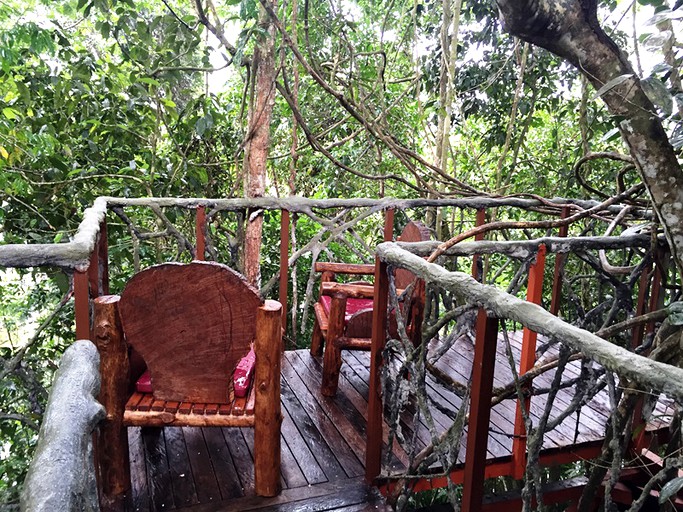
[369,234,682,511]
[20,340,104,511]
[1,194,667,510]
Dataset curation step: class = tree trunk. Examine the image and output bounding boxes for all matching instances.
[495,0,683,276]
[243,0,278,286]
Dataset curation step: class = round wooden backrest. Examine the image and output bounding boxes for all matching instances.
[395,221,431,289]
[119,261,263,404]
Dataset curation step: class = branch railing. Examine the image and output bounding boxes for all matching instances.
[368,237,681,511]
[1,194,669,510]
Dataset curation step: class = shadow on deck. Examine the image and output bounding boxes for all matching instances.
[127,339,673,511]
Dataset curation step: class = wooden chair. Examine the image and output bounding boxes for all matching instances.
[94,261,282,506]
[311,221,430,396]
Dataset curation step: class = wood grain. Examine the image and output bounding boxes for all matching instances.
[119,262,262,404]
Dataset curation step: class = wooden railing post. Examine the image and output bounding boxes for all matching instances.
[472,208,486,281]
[195,205,206,261]
[74,270,90,340]
[511,244,547,479]
[630,258,662,451]
[93,295,130,510]
[462,308,499,512]
[549,207,569,316]
[384,207,395,241]
[279,209,290,335]
[254,299,283,497]
[366,258,389,483]
[321,293,348,397]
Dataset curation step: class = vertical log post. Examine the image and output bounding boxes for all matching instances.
[321,293,347,397]
[279,209,290,336]
[310,270,336,357]
[630,259,661,452]
[74,270,90,341]
[384,208,395,242]
[461,309,499,512]
[98,219,109,296]
[549,206,569,316]
[88,237,100,301]
[195,205,206,261]
[93,295,130,511]
[254,299,283,497]
[471,208,486,281]
[511,244,547,479]
[366,259,390,483]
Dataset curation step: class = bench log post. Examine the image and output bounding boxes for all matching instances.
[254,299,283,497]
[94,295,131,511]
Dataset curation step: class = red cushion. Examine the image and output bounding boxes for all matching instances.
[136,370,153,394]
[233,345,256,398]
[320,295,374,321]
[135,347,257,397]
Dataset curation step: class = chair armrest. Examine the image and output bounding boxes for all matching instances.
[321,281,375,299]
[320,281,407,299]
[314,262,375,275]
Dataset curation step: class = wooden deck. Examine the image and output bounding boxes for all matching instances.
[126,335,673,511]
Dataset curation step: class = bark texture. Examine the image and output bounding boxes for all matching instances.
[377,242,683,400]
[21,340,105,512]
[243,0,277,286]
[496,0,683,275]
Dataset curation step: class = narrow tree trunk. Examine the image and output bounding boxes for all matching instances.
[244,0,278,286]
[496,0,683,276]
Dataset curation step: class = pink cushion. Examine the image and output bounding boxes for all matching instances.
[135,347,257,397]
[136,370,153,394]
[320,295,374,321]
[233,346,256,398]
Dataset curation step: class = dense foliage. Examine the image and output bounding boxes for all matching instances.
[0,0,681,506]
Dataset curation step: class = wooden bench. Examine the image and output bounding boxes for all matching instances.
[311,221,430,396]
[93,261,282,508]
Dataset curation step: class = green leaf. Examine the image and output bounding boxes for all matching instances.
[591,74,634,100]
[642,77,673,116]
[660,477,683,504]
[2,107,20,120]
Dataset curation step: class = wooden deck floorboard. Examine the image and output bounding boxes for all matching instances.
[126,334,673,511]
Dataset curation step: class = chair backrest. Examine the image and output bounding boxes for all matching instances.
[395,220,431,289]
[118,261,263,404]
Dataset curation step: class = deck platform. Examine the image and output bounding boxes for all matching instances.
[126,335,673,511]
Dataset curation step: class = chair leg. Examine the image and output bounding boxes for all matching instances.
[321,294,346,397]
[311,317,324,357]
[321,336,344,397]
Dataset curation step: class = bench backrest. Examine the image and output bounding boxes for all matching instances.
[118,261,262,404]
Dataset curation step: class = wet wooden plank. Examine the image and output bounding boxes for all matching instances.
[279,382,331,485]
[280,378,346,481]
[301,351,409,469]
[164,427,198,508]
[279,430,308,489]
[175,477,389,512]
[281,355,364,478]
[222,427,255,496]
[142,427,175,511]
[202,427,244,500]
[289,352,369,454]
[127,426,150,512]
[182,427,221,504]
